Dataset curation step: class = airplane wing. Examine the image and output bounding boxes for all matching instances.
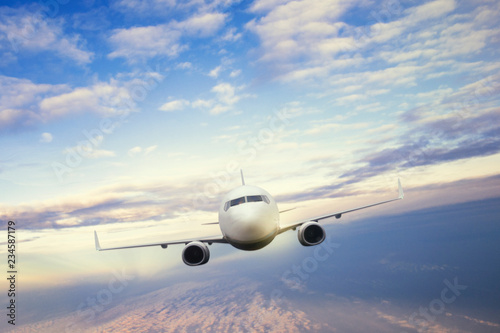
[94,230,228,251]
[278,179,404,234]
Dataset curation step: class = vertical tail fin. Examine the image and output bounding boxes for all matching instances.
[240,169,245,185]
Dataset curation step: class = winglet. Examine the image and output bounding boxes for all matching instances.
[240,169,245,186]
[94,230,102,251]
[398,178,404,199]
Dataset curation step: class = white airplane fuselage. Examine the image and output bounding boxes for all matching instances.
[218,185,280,250]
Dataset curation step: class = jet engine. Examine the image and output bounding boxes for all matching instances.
[182,241,210,266]
[297,222,326,246]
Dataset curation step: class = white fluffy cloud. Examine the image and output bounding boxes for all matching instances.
[159,99,190,112]
[246,0,499,85]
[246,0,357,63]
[209,65,222,78]
[38,80,136,118]
[108,12,226,62]
[0,70,164,131]
[0,75,68,131]
[199,82,245,115]
[162,82,248,115]
[0,6,93,64]
[108,25,184,61]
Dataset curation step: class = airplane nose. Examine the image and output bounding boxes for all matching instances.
[235,212,274,241]
[240,218,262,237]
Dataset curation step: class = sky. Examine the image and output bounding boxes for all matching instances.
[0,0,499,331]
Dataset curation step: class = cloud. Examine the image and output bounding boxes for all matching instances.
[40,132,53,143]
[192,99,214,109]
[209,65,222,78]
[461,315,500,328]
[64,145,116,160]
[0,178,219,229]
[220,27,242,42]
[14,277,328,332]
[246,0,499,85]
[128,146,143,156]
[0,108,39,132]
[0,6,93,64]
[175,12,227,36]
[335,94,367,105]
[87,149,116,159]
[71,6,111,31]
[159,99,190,112]
[0,76,67,108]
[1,71,164,132]
[341,108,500,180]
[204,82,245,115]
[39,84,123,118]
[246,0,361,66]
[230,69,241,77]
[0,75,68,132]
[108,25,184,61]
[338,70,500,181]
[305,121,369,135]
[128,145,158,156]
[211,83,239,105]
[113,0,176,15]
[112,0,241,19]
[176,62,193,70]
[38,76,151,119]
[374,2,496,64]
[406,0,456,23]
[174,82,249,115]
[249,0,290,13]
[144,145,158,155]
[275,70,500,202]
[108,12,226,62]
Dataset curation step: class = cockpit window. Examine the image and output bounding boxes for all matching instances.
[247,195,263,202]
[262,195,270,204]
[224,195,270,211]
[230,196,246,207]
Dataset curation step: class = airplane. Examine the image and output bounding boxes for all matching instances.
[94,171,404,266]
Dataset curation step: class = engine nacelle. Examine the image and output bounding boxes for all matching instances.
[182,241,210,266]
[297,222,326,246]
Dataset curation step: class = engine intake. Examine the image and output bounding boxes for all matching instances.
[182,241,210,266]
[298,222,326,246]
